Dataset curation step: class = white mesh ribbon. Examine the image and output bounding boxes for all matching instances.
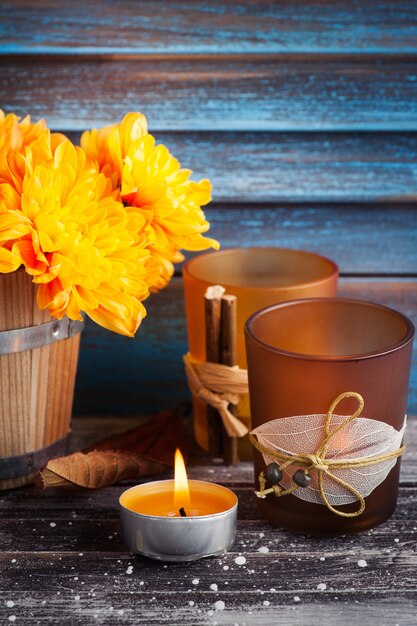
[250,392,406,513]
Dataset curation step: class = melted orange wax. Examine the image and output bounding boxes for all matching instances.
[121,482,236,517]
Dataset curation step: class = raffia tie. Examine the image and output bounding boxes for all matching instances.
[249,391,406,518]
[183,353,249,437]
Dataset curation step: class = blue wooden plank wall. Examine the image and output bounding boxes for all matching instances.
[1,1,417,414]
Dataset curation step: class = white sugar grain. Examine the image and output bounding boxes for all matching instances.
[317,583,327,591]
[357,560,367,568]
[214,600,225,611]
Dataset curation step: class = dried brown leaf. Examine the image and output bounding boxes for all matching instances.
[38,404,189,489]
[39,450,168,489]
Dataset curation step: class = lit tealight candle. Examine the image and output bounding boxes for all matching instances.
[119,449,238,561]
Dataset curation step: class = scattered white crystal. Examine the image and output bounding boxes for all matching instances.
[126,566,133,575]
[192,578,199,585]
[317,583,327,591]
[293,596,301,602]
[357,560,367,568]
[5,602,14,608]
[210,584,218,591]
[263,600,270,606]
[258,547,269,554]
[234,556,246,565]
[214,600,225,611]
[49,522,56,528]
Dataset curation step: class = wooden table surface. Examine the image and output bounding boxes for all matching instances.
[1,414,417,626]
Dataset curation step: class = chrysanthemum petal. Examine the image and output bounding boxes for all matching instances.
[0,246,22,272]
[0,210,31,241]
[86,301,146,337]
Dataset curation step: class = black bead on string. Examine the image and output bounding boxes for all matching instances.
[293,469,311,488]
[264,462,283,485]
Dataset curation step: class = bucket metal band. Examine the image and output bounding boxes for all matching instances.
[0,434,70,480]
[0,318,84,355]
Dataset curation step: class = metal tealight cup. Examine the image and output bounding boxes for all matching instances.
[119,479,238,562]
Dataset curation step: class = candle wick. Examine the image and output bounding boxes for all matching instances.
[179,507,187,517]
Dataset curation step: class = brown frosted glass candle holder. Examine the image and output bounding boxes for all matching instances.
[183,248,338,457]
[245,298,414,534]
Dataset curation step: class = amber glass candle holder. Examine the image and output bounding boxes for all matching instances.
[245,298,414,534]
[183,248,338,456]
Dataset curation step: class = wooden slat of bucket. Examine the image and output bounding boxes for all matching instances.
[45,333,80,443]
[0,270,80,489]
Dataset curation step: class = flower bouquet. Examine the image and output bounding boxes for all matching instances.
[0,110,217,488]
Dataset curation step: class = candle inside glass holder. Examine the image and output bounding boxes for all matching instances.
[245,297,414,534]
[183,248,338,457]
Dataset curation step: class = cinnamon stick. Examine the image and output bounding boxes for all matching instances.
[204,285,225,456]
[220,294,239,465]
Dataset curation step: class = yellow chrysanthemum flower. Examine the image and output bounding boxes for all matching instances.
[82,112,219,289]
[0,110,47,155]
[0,111,67,198]
[0,136,158,336]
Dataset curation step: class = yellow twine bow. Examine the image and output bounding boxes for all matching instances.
[249,391,406,518]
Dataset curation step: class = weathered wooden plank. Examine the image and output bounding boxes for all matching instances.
[1,482,416,522]
[72,278,417,416]
[1,486,417,550]
[0,590,415,626]
[206,204,417,275]
[1,547,417,594]
[3,56,417,131]
[1,1,417,54]
[60,131,417,202]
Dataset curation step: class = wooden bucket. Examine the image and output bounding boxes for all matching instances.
[0,270,83,490]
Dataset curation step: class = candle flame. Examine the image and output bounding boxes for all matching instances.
[174,448,191,512]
